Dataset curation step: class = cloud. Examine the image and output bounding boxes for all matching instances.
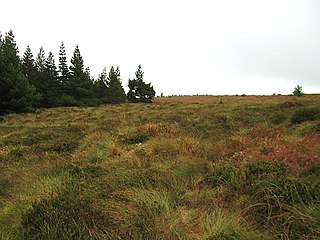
[1,0,319,95]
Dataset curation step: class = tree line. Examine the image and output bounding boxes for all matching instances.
[0,30,155,114]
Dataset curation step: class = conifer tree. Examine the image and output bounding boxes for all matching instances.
[35,47,46,74]
[22,45,37,87]
[34,47,48,106]
[84,67,95,100]
[94,67,109,100]
[58,42,69,93]
[0,30,40,113]
[67,45,93,102]
[106,66,126,103]
[127,65,155,103]
[293,85,303,97]
[44,51,62,106]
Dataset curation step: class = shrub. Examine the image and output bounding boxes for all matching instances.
[290,108,320,124]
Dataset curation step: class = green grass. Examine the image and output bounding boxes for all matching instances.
[0,95,320,239]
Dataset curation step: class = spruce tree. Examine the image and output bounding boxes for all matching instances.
[85,67,95,101]
[34,47,48,106]
[35,47,46,74]
[0,30,40,113]
[127,65,155,103]
[106,66,126,103]
[58,42,76,105]
[94,67,109,100]
[44,52,62,106]
[22,45,37,87]
[58,42,69,93]
[67,45,93,103]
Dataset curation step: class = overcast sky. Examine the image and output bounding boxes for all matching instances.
[1,0,320,95]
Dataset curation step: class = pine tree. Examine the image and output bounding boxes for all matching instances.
[0,31,4,85]
[22,45,37,87]
[67,45,93,102]
[106,66,126,103]
[293,85,303,97]
[94,67,109,100]
[58,42,69,93]
[0,30,40,113]
[35,47,46,74]
[127,65,155,103]
[34,47,48,106]
[44,51,62,106]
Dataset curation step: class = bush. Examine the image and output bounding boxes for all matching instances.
[290,108,320,124]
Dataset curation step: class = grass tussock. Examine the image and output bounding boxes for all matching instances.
[0,94,319,239]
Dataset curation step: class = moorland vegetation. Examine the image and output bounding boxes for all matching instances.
[0,95,319,239]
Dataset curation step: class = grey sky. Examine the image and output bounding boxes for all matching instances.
[1,0,320,95]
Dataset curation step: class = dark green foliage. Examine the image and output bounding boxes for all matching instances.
[44,52,62,106]
[22,46,37,88]
[0,30,40,113]
[293,85,303,97]
[1,31,157,113]
[290,108,320,124]
[58,42,70,93]
[34,47,46,89]
[66,45,94,102]
[127,65,155,103]
[93,67,108,101]
[22,194,108,240]
[32,47,64,106]
[33,47,48,106]
[106,66,126,103]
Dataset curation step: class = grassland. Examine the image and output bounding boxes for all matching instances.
[0,95,320,239]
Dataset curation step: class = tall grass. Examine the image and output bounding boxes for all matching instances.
[0,95,319,239]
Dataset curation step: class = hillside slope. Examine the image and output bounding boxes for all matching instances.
[1,95,320,239]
